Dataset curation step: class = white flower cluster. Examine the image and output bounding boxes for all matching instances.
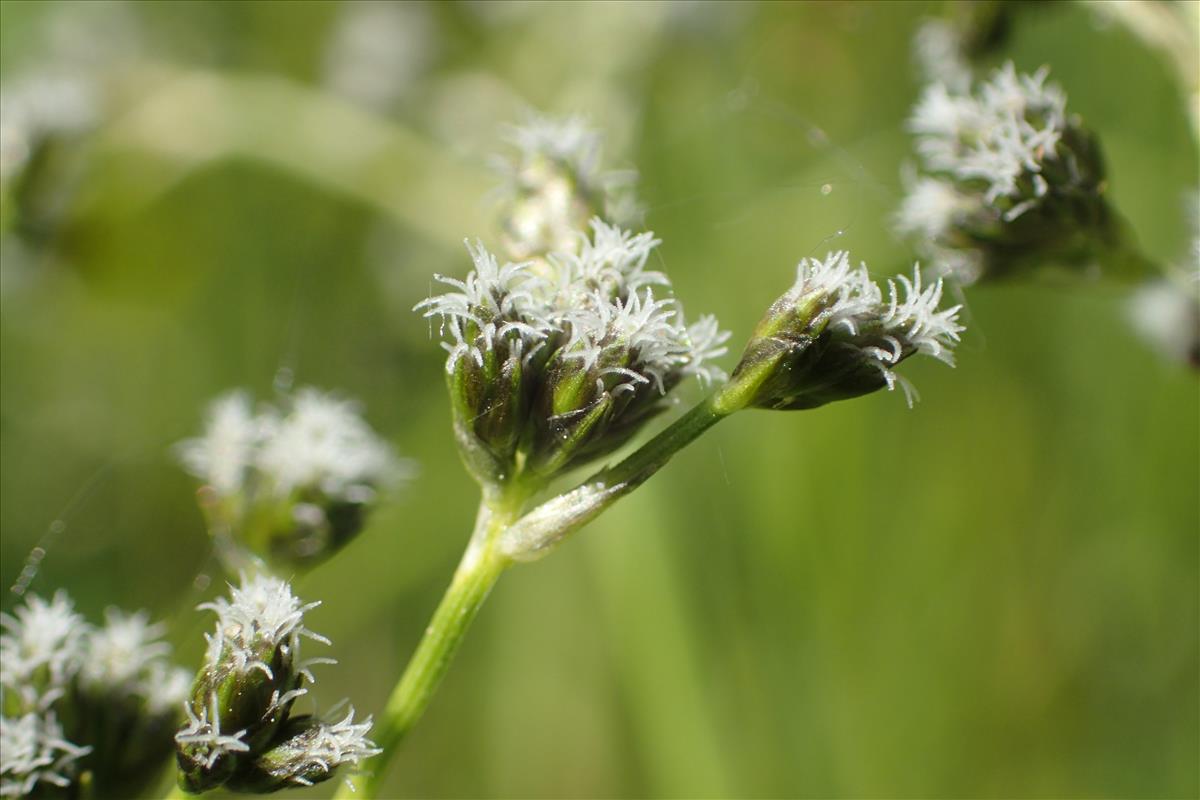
[79,609,171,692]
[0,712,91,798]
[198,573,331,682]
[177,388,406,504]
[0,592,86,710]
[0,592,190,797]
[909,63,1067,213]
[495,113,640,260]
[789,251,964,404]
[896,62,1109,284]
[178,574,329,769]
[421,218,728,394]
[176,574,377,792]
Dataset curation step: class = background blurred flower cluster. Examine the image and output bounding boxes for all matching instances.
[1,1,1196,797]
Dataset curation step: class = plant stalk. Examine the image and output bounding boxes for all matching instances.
[338,386,745,797]
[334,498,519,798]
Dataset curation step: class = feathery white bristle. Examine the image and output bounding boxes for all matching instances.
[0,712,91,798]
[0,591,86,698]
[199,573,329,679]
[895,176,974,241]
[178,387,408,505]
[419,221,729,396]
[909,62,1067,210]
[174,692,251,770]
[79,608,170,691]
[264,708,382,787]
[255,389,403,500]
[175,391,263,497]
[787,253,964,404]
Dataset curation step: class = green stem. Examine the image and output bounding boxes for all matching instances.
[338,389,744,796]
[601,388,736,487]
[336,497,521,799]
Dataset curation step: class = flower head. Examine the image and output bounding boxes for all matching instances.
[79,609,170,692]
[898,63,1131,283]
[418,220,728,485]
[1,591,189,798]
[175,575,374,794]
[256,389,400,503]
[0,591,86,710]
[723,251,964,411]
[176,388,411,569]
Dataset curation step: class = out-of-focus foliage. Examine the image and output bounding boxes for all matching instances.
[1,2,1196,797]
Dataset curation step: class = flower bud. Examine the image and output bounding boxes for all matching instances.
[176,388,412,570]
[898,63,1149,284]
[723,252,963,411]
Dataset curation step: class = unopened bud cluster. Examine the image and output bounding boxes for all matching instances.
[176,387,411,569]
[897,62,1139,284]
[175,574,378,793]
[418,218,728,488]
[1,591,190,798]
[724,252,964,410]
[494,114,640,263]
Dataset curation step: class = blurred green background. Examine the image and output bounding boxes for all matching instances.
[2,1,1197,797]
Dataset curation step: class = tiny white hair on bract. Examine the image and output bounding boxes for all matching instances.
[174,691,251,771]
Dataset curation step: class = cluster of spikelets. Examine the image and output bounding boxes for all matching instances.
[900,16,1200,369]
[174,573,378,793]
[175,387,411,569]
[419,216,730,486]
[896,61,1118,284]
[414,113,969,502]
[729,252,964,410]
[0,591,190,798]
